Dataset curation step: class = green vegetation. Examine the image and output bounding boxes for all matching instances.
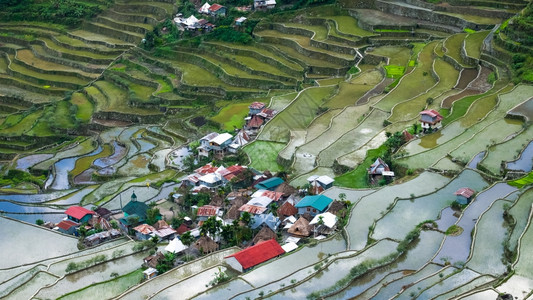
[0,0,108,26]
[57,269,144,300]
[0,169,46,188]
[445,225,463,235]
[335,144,388,188]
[211,101,254,130]
[69,92,93,123]
[243,141,285,172]
[383,65,405,78]
[71,144,113,177]
[508,171,533,188]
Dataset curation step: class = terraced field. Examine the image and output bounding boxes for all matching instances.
[1,0,532,298]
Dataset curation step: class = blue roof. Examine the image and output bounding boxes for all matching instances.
[251,213,280,231]
[295,195,333,212]
[255,177,284,190]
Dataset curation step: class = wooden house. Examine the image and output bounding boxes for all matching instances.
[454,187,475,205]
[224,239,284,272]
[419,109,443,132]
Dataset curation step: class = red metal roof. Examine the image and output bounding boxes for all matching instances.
[176,224,190,235]
[238,204,267,215]
[258,108,276,119]
[65,206,95,220]
[209,3,224,11]
[249,102,265,110]
[247,115,264,128]
[261,191,284,202]
[225,239,284,270]
[195,164,218,175]
[454,187,475,198]
[197,205,220,217]
[57,220,78,230]
[133,224,156,235]
[420,109,443,123]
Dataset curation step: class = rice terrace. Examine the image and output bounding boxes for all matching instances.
[0,0,532,298]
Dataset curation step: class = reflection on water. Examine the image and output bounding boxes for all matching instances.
[507,141,533,172]
[418,131,443,149]
[15,154,54,171]
[468,151,485,169]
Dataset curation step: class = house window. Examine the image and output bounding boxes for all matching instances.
[313,209,317,213]
[307,207,311,211]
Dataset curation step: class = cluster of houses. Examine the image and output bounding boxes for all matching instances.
[55,206,121,246]
[245,102,277,131]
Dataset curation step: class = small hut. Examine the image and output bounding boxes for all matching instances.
[194,236,219,254]
[209,195,225,207]
[327,200,347,218]
[277,201,298,221]
[274,182,297,197]
[287,217,311,237]
[153,220,170,230]
[252,226,277,245]
[225,196,248,221]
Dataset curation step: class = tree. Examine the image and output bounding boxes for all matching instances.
[156,252,176,274]
[35,219,44,226]
[146,207,160,225]
[180,231,194,247]
[338,193,346,202]
[110,220,119,229]
[200,216,222,239]
[240,211,252,226]
[171,217,183,229]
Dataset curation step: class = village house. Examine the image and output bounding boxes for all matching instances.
[194,236,219,254]
[295,194,333,216]
[198,172,224,189]
[454,187,476,205]
[309,212,337,236]
[235,16,247,26]
[65,206,95,224]
[84,229,121,247]
[56,220,79,235]
[133,224,156,240]
[257,108,277,121]
[198,132,220,157]
[144,252,165,269]
[209,133,233,157]
[252,226,277,245]
[120,192,150,230]
[228,130,250,153]
[307,175,334,190]
[196,205,222,221]
[238,204,267,215]
[208,3,227,17]
[165,238,188,254]
[246,115,264,130]
[198,2,211,14]
[287,217,311,237]
[224,239,284,272]
[249,102,265,115]
[254,0,276,10]
[143,268,158,280]
[368,157,394,185]
[419,109,443,132]
[152,220,177,241]
[251,212,280,231]
[254,177,284,191]
[277,201,298,221]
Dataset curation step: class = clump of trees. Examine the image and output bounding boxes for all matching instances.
[0,0,109,26]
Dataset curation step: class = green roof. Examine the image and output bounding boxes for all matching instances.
[255,177,284,190]
[122,201,149,221]
[295,195,333,212]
